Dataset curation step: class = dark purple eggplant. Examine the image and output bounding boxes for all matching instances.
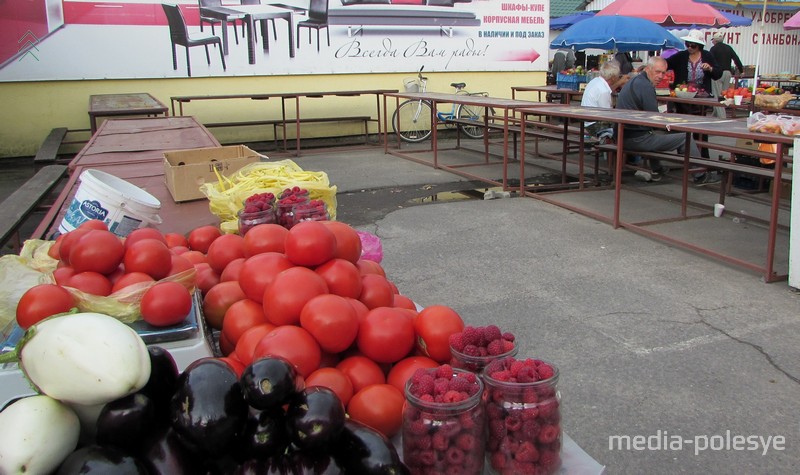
[333,419,409,475]
[169,358,247,458]
[95,393,155,453]
[286,386,345,450]
[234,456,293,475]
[240,356,303,410]
[287,449,344,475]
[241,407,291,459]
[140,346,179,420]
[139,426,204,475]
[56,445,148,474]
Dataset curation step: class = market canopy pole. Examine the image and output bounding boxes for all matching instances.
[750,0,769,98]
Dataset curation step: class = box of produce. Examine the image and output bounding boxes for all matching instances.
[556,69,588,91]
[163,145,264,203]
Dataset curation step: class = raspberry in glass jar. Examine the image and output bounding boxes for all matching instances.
[402,365,486,475]
[449,325,518,375]
[482,357,561,475]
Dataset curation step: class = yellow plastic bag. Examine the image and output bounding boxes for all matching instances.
[200,160,337,234]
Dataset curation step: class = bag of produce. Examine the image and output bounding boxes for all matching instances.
[200,160,337,234]
[753,92,793,110]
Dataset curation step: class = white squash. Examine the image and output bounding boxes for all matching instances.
[0,395,80,474]
[18,312,151,406]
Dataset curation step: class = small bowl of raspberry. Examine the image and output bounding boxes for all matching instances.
[482,357,561,475]
[449,325,518,374]
[402,365,486,475]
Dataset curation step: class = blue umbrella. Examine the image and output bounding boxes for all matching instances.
[550,11,596,30]
[550,15,685,52]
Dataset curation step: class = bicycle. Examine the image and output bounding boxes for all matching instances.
[392,67,496,143]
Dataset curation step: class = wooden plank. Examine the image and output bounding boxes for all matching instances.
[33,128,68,164]
[0,165,67,245]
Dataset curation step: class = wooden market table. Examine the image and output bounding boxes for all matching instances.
[88,93,169,135]
[517,104,794,282]
[382,92,538,192]
[511,85,584,105]
[33,116,222,240]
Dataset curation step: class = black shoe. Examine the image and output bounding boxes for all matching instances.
[694,172,721,186]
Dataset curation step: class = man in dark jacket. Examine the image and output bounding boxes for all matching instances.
[710,32,744,118]
[616,56,706,183]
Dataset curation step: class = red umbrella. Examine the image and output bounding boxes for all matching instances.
[596,0,731,28]
[785,10,800,30]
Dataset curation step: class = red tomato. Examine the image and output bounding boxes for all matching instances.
[221,298,268,346]
[413,305,465,363]
[206,233,246,274]
[217,356,245,378]
[170,245,190,255]
[306,367,354,406]
[111,271,155,294]
[284,221,337,267]
[164,232,189,249]
[67,271,113,296]
[219,257,245,282]
[106,266,125,285]
[347,384,405,438]
[124,227,166,250]
[140,282,192,327]
[358,274,394,310]
[235,324,276,366]
[187,225,222,253]
[53,266,76,286]
[203,281,246,329]
[67,230,124,275]
[336,355,386,394]
[252,325,322,378]
[262,266,328,326]
[168,254,195,278]
[299,294,359,353]
[123,238,172,280]
[194,263,220,295]
[181,250,207,265]
[320,221,362,263]
[356,259,386,277]
[47,234,64,260]
[58,228,90,265]
[346,298,370,322]
[218,331,236,356]
[357,307,415,364]
[237,253,293,304]
[393,294,417,310]
[386,356,439,393]
[78,219,108,231]
[314,258,363,299]
[242,223,288,257]
[15,284,76,329]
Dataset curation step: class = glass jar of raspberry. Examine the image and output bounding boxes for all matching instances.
[482,357,561,475]
[237,206,276,235]
[449,325,518,375]
[402,366,486,475]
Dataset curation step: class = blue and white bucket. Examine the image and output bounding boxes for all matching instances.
[58,169,162,237]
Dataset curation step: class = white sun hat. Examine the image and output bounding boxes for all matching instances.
[681,30,706,46]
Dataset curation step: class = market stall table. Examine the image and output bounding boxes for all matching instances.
[382,92,539,192]
[88,93,169,135]
[517,105,793,282]
[511,85,584,104]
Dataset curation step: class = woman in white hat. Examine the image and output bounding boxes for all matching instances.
[665,30,722,183]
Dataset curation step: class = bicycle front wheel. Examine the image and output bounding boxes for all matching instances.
[456,104,496,139]
[392,99,433,143]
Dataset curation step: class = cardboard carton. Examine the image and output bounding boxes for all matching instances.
[164,145,263,202]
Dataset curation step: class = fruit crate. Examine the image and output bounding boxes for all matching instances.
[556,73,588,91]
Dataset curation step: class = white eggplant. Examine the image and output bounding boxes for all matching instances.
[0,395,80,475]
[17,312,151,406]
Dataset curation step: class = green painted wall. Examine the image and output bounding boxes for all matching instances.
[0,72,546,159]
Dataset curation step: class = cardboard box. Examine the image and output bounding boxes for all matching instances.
[770,179,792,200]
[164,145,262,202]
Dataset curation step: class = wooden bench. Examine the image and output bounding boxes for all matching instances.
[0,165,67,252]
[33,128,68,164]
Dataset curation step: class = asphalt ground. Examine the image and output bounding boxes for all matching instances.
[1,136,798,473]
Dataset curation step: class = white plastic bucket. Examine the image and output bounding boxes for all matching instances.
[59,169,162,237]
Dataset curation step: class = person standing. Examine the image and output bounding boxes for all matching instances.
[616,56,704,183]
[551,47,576,76]
[710,32,744,118]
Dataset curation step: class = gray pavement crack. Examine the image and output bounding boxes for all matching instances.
[698,319,800,385]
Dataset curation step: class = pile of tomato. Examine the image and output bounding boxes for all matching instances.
[29,219,467,440]
[722,86,753,101]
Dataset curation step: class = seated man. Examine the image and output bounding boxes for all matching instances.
[581,60,627,136]
[615,56,708,183]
